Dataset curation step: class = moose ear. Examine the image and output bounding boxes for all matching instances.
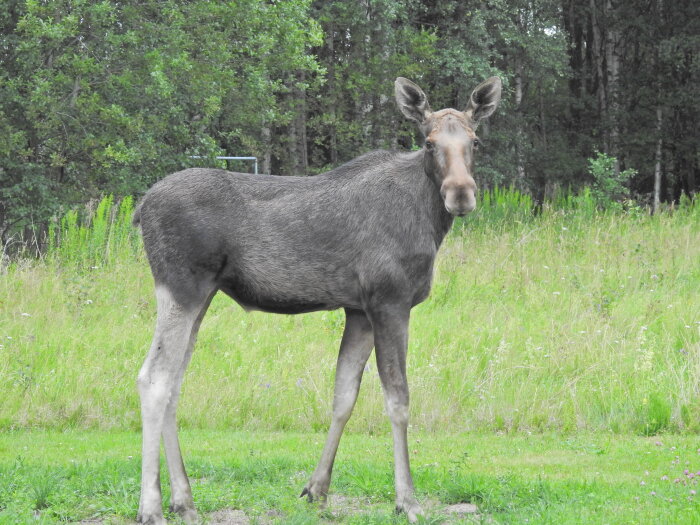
[464,77,502,125]
[395,77,432,123]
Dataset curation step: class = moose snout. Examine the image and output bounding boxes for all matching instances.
[442,180,477,216]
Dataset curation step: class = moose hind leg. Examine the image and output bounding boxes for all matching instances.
[371,306,423,523]
[137,285,211,524]
[302,309,374,503]
[161,291,214,523]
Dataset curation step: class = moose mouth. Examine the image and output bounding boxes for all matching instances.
[444,198,476,217]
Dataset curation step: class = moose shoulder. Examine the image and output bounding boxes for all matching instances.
[134,76,501,524]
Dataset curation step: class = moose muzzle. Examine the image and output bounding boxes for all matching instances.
[441,176,477,216]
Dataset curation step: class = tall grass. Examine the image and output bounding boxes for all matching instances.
[1,189,699,434]
[46,195,140,269]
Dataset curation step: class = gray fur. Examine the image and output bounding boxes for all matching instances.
[134,77,500,525]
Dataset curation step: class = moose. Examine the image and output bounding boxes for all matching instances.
[133,76,501,523]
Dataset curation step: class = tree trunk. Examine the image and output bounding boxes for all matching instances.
[514,57,526,188]
[653,106,663,214]
[261,124,271,175]
[604,0,622,175]
[326,27,338,166]
[589,0,607,146]
[289,71,308,175]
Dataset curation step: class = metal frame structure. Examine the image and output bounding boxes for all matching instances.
[188,156,258,174]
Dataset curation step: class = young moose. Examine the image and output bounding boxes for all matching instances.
[134,76,501,523]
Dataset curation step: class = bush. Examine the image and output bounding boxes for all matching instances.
[587,151,637,211]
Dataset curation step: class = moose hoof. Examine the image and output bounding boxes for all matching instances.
[170,503,199,524]
[300,478,329,505]
[136,513,167,525]
[396,498,424,523]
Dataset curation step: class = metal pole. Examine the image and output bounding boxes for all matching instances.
[188,156,258,174]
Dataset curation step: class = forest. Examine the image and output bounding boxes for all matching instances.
[1,0,698,241]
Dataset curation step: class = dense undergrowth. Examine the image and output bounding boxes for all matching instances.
[1,188,699,434]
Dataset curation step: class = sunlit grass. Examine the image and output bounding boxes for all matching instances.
[2,430,700,523]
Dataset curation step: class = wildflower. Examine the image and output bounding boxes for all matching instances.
[640,481,646,486]
[691,490,697,496]
[661,475,669,481]
[552,291,561,295]
[85,299,93,305]
[655,441,663,446]
[684,469,690,475]
[20,313,31,317]
[651,491,656,496]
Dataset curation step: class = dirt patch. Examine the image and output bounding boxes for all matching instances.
[206,509,250,525]
[325,493,378,518]
[445,502,479,515]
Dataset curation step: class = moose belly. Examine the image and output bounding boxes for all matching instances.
[216,266,355,314]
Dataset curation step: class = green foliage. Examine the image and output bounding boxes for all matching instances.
[3,0,697,241]
[1,0,322,236]
[47,195,139,269]
[587,151,637,210]
[637,393,672,436]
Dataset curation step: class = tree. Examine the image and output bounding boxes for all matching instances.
[0,0,322,239]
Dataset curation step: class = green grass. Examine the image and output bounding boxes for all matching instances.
[1,191,699,434]
[2,430,700,523]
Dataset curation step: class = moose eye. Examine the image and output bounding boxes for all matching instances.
[425,140,434,151]
[473,138,481,149]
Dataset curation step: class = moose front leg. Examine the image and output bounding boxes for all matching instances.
[303,308,374,503]
[370,305,423,523]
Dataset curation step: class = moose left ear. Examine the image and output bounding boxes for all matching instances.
[464,77,502,125]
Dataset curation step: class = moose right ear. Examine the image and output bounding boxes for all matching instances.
[395,77,432,123]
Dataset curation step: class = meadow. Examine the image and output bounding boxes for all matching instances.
[1,191,700,523]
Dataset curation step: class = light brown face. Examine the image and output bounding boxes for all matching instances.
[395,76,501,216]
[423,109,479,216]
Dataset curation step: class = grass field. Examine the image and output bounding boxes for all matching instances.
[1,191,700,523]
[2,430,700,523]
[2,192,699,434]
